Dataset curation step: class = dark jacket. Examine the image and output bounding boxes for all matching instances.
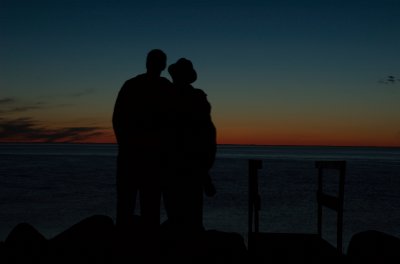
[112,73,173,165]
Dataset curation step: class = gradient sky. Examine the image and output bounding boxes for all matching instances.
[1,0,399,146]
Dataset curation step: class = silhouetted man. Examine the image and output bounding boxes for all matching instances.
[112,49,172,261]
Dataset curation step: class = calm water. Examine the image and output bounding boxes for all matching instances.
[0,143,399,253]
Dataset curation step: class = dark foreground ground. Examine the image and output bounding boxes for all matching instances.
[1,215,399,264]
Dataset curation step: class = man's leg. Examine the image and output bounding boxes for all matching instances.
[116,158,137,229]
[139,179,161,262]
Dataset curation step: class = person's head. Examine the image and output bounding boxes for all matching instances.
[168,58,197,84]
[146,49,167,76]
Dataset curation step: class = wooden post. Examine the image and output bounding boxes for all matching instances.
[248,159,262,252]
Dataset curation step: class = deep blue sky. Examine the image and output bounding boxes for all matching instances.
[1,0,399,145]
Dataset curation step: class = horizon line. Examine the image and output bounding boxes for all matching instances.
[0,141,399,148]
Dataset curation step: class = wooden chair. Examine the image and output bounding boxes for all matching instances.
[248,159,346,264]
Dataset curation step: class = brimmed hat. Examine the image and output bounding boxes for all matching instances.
[168,58,197,84]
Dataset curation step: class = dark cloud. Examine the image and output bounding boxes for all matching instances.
[0,98,48,114]
[0,117,104,143]
[45,127,104,142]
[3,104,44,114]
[378,75,399,85]
[0,97,16,104]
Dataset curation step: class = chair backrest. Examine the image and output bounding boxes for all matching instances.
[248,159,346,254]
[315,160,346,255]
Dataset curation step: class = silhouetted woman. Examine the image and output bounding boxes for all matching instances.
[163,58,217,235]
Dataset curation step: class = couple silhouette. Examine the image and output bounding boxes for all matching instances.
[112,49,216,259]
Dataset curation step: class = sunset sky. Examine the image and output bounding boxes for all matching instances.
[1,0,399,146]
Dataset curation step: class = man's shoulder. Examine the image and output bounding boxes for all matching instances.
[120,74,151,92]
[120,75,172,96]
[124,74,171,85]
[125,74,146,84]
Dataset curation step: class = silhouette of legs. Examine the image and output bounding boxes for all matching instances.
[116,156,138,228]
[116,156,162,263]
[139,178,161,263]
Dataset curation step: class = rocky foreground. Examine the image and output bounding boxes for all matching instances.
[1,215,400,264]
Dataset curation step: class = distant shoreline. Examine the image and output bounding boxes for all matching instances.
[0,142,399,149]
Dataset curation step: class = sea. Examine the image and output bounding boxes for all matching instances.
[0,143,399,253]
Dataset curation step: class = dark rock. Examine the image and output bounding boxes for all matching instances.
[4,222,47,264]
[47,215,115,264]
[347,230,400,264]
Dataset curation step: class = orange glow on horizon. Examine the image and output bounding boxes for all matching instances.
[214,122,400,147]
